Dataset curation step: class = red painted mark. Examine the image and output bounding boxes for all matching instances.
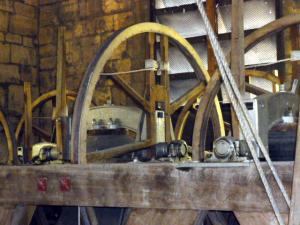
[59,176,71,192]
[37,177,48,192]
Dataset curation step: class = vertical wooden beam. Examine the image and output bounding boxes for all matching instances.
[288,108,300,225]
[207,0,218,75]
[291,24,300,81]
[55,26,69,160]
[160,35,171,142]
[231,0,245,138]
[147,33,156,143]
[24,81,32,162]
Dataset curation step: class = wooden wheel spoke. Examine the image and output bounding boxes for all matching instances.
[32,125,52,142]
[170,82,206,114]
[245,83,271,95]
[87,140,152,162]
[112,76,151,112]
[245,70,281,84]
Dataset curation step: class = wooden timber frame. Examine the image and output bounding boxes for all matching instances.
[1,17,300,224]
[0,162,293,222]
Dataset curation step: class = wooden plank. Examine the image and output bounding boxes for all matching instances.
[288,108,300,225]
[0,162,293,212]
[86,140,152,162]
[231,0,245,139]
[235,212,288,225]
[126,209,200,225]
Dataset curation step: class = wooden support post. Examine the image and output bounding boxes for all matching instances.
[231,0,245,138]
[21,64,33,163]
[291,24,300,81]
[24,82,32,162]
[54,26,69,160]
[160,35,171,142]
[146,33,156,143]
[207,0,218,75]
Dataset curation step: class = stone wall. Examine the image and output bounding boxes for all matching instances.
[38,0,150,106]
[0,0,38,126]
[0,0,150,134]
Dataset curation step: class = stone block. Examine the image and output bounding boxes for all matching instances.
[0,11,9,32]
[39,26,55,45]
[0,43,10,63]
[94,15,114,33]
[39,44,56,57]
[0,86,6,109]
[8,85,24,114]
[40,4,59,27]
[23,37,34,47]
[113,12,134,31]
[79,0,102,18]
[11,45,36,65]
[59,1,78,22]
[40,57,56,70]
[24,0,39,6]
[0,32,4,41]
[0,64,20,83]
[14,2,36,18]
[5,33,22,44]
[102,0,131,14]
[39,70,56,93]
[10,15,37,36]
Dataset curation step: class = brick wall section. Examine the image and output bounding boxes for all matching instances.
[38,0,150,107]
[0,0,38,127]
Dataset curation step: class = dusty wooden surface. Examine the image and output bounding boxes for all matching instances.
[235,212,288,225]
[0,206,13,225]
[126,209,200,225]
[0,162,292,212]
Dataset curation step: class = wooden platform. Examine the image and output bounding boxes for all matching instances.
[0,162,292,213]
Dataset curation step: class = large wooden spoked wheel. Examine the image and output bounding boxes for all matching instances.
[0,110,16,164]
[192,14,300,161]
[15,90,76,144]
[71,22,226,164]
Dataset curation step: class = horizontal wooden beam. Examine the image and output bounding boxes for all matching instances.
[0,162,292,212]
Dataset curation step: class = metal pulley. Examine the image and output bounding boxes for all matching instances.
[213,136,236,160]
